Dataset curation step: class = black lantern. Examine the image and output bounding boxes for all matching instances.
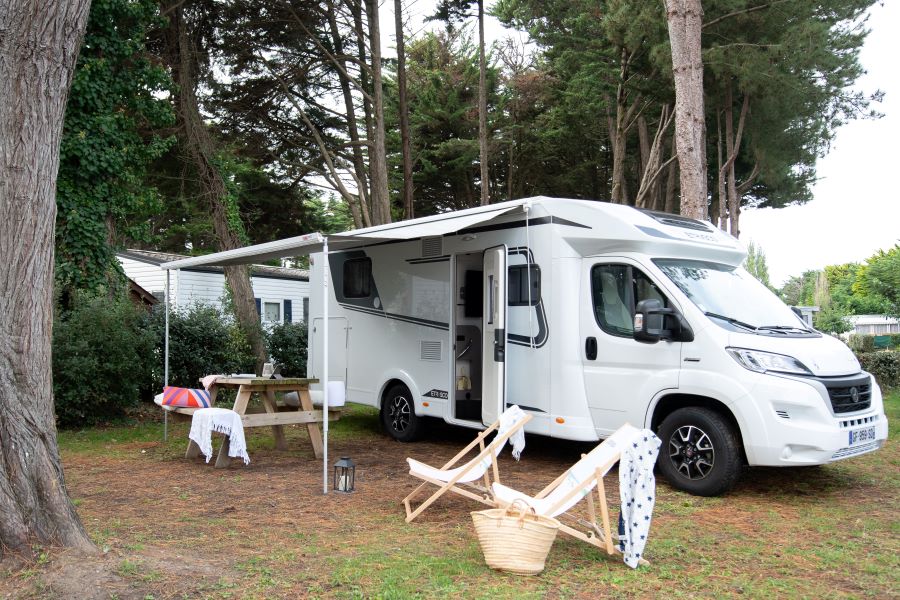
[333,456,356,493]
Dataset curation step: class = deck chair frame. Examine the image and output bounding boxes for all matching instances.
[402,412,532,523]
[493,425,648,564]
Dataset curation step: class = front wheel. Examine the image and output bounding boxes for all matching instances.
[656,407,743,496]
[381,383,424,442]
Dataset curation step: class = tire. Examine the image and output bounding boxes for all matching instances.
[656,407,743,496]
[381,383,424,442]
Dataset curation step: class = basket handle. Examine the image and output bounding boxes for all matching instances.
[503,498,538,529]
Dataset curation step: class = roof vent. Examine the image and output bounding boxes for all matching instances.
[422,236,443,258]
[639,208,713,232]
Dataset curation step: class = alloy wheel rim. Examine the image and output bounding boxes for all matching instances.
[669,424,715,480]
[389,395,411,432]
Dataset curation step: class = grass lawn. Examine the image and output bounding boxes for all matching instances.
[1,391,897,599]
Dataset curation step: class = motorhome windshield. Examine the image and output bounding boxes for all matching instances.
[653,259,812,332]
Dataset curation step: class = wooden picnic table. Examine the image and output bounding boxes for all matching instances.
[182,377,339,467]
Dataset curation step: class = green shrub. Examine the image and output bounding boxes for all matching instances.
[53,291,155,427]
[147,303,256,389]
[267,320,308,377]
[849,334,876,353]
[858,351,900,390]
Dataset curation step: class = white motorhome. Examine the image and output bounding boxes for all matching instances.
[307,197,888,495]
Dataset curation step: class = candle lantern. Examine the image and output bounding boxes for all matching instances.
[333,456,356,493]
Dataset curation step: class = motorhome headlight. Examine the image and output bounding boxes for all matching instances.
[726,347,812,375]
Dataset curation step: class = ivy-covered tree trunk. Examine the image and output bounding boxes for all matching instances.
[665,0,707,220]
[163,0,267,372]
[0,0,96,556]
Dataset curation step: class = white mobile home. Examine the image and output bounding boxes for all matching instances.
[307,197,887,495]
[118,249,310,324]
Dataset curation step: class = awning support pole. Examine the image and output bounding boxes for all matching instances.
[164,269,171,441]
[322,237,330,494]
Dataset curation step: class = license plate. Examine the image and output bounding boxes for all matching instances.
[848,426,876,446]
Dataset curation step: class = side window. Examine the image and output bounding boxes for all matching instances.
[508,264,540,306]
[343,257,371,298]
[591,264,668,337]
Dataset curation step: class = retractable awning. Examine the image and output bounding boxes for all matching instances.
[160,200,529,270]
[158,199,531,494]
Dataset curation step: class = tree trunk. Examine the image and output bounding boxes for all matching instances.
[665,0,707,220]
[394,0,415,219]
[477,0,490,205]
[326,2,369,229]
[664,138,679,214]
[164,1,267,372]
[365,0,391,224]
[716,110,726,229]
[635,105,674,209]
[0,0,96,556]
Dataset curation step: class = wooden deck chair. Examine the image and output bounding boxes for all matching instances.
[491,423,641,559]
[402,406,532,523]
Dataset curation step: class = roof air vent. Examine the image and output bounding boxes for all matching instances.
[422,236,443,258]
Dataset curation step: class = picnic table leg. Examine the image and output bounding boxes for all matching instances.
[263,389,288,450]
[185,439,202,459]
[298,388,324,459]
[214,387,251,468]
[215,435,232,468]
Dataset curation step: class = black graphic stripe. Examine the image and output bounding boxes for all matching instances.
[338,303,450,331]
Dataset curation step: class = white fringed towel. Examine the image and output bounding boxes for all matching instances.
[498,405,527,460]
[189,407,250,465]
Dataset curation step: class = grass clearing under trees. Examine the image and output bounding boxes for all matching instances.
[2,392,897,598]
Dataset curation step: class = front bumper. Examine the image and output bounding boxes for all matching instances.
[741,372,888,466]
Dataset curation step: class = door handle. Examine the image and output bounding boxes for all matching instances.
[585,337,597,361]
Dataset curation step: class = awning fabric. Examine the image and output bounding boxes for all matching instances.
[161,201,528,270]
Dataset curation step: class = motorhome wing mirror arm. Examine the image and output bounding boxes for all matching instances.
[633,299,694,343]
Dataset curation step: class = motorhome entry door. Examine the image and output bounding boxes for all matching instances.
[482,245,508,425]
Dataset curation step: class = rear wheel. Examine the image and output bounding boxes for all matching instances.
[657,407,742,496]
[381,383,424,442]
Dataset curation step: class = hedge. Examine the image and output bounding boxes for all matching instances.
[53,292,311,426]
[53,292,156,427]
[857,351,900,390]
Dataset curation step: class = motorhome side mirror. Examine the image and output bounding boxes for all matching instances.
[633,299,694,343]
[634,299,664,343]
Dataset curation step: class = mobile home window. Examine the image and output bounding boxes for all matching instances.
[343,257,372,298]
[508,264,541,306]
[263,301,281,323]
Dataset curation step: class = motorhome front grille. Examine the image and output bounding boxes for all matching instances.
[420,341,442,361]
[825,381,871,414]
[832,441,879,460]
[839,415,877,429]
[422,236,443,257]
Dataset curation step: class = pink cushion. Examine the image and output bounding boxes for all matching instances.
[161,386,211,408]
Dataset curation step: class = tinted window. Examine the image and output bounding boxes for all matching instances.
[591,264,668,337]
[508,264,541,306]
[343,258,371,298]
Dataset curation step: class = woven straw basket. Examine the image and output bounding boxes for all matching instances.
[471,500,560,575]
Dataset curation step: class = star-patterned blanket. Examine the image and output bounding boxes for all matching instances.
[618,429,662,568]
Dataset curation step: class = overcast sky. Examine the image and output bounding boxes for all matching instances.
[382,2,899,286]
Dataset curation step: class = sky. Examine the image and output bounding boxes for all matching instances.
[739,1,900,285]
[381,1,899,286]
